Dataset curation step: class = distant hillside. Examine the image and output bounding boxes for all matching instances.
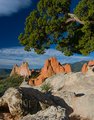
[63,60,88,72]
[71,60,88,72]
[0,69,11,80]
[0,60,89,80]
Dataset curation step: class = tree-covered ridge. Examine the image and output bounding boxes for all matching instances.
[18,0,94,56]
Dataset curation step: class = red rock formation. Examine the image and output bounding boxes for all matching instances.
[40,59,55,78]
[34,76,45,86]
[64,64,72,73]
[88,60,94,66]
[81,60,94,73]
[10,64,19,77]
[29,57,72,86]
[50,57,65,74]
[28,79,34,86]
[81,63,88,73]
[31,69,35,73]
[10,62,31,78]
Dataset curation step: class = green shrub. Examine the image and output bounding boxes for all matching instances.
[30,71,40,78]
[0,75,23,94]
[41,83,52,93]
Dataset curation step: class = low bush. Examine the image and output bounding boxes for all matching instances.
[0,75,23,95]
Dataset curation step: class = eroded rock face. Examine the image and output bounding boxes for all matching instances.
[0,87,57,120]
[43,72,94,120]
[21,106,67,120]
[0,88,23,119]
[81,63,88,73]
[10,64,19,76]
[64,64,72,73]
[10,62,31,78]
[49,57,65,74]
[81,60,94,74]
[88,60,94,66]
[29,57,72,86]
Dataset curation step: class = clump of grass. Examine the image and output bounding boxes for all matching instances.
[41,83,53,93]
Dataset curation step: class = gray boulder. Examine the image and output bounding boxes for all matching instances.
[42,71,94,119]
[21,106,67,120]
[0,87,23,117]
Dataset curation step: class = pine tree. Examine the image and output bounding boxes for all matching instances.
[18,0,94,56]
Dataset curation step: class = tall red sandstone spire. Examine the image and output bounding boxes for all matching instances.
[29,57,72,86]
[10,62,31,78]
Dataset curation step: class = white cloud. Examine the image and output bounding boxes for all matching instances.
[0,47,94,69]
[0,0,31,16]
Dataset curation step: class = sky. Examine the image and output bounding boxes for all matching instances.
[0,0,94,69]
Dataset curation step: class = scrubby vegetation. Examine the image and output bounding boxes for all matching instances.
[0,69,11,80]
[0,75,23,95]
[41,83,53,93]
[30,71,40,79]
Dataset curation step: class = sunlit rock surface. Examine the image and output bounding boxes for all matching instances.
[10,62,31,78]
[29,57,72,86]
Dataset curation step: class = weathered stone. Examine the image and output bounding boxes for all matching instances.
[34,76,45,86]
[43,72,94,120]
[64,64,72,73]
[0,87,57,119]
[88,60,94,66]
[0,88,23,119]
[81,63,88,73]
[10,64,19,76]
[49,57,65,74]
[21,106,67,120]
[0,113,20,120]
[40,59,55,78]
[28,79,34,86]
[29,57,71,86]
[81,61,94,74]
[10,62,31,78]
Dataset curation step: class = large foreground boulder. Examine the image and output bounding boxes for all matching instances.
[0,87,60,119]
[41,71,94,120]
[0,88,23,120]
[10,62,31,78]
[21,106,67,120]
[29,57,72,86]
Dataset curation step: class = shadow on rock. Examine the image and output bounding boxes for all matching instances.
[20,87,73,117]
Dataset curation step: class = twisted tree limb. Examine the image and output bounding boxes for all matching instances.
[66,13,85,25]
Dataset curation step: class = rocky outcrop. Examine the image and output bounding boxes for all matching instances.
[22,106,67,120]
[29,57,72,86]
[42,71,94,120]
[0,88,23,120]
[1,69,94,120]
[64,64,72,73]
[81,63,88,73]
[10,62,31,78]
[88,60,94,66]
[49,57,65,74]
[0,87,57,120]
[81,60,94,74]
[10,64,19,76]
